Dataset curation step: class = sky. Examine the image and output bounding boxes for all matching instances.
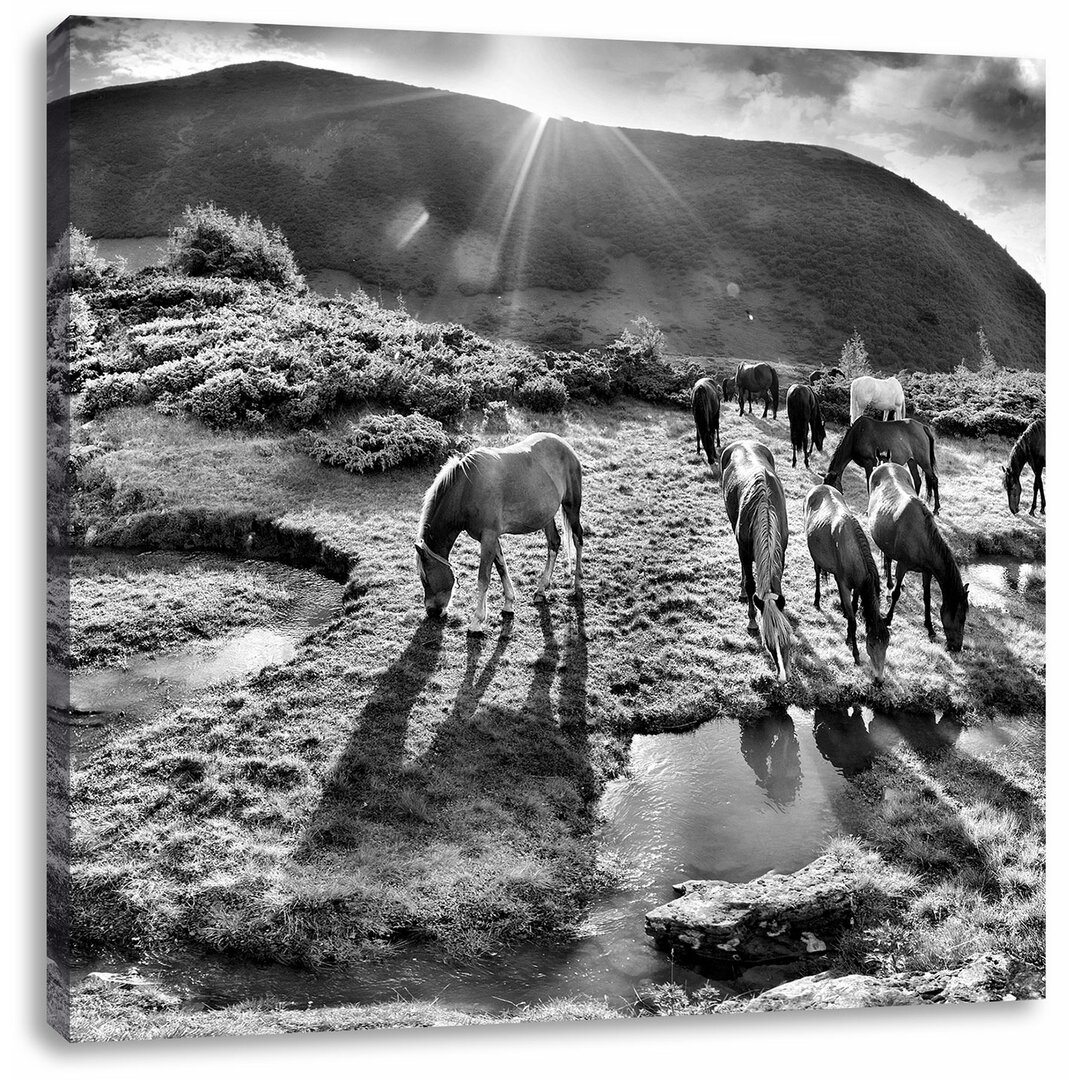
[47,14,1046,282]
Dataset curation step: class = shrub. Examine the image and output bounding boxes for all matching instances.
[298,413,451,473]
[543,350,614,400]
[165,204,305,290]
[46,226,116,299]
[515,374,569,413]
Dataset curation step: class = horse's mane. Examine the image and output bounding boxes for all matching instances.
[417,455,468,542]
[743,471,792,657]
[1006,428,1031,479]
[927,518,965,607]
[852,525,886,635]
[825,422,855,476]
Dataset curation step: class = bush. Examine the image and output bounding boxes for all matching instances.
[47,226,116,299]
[515,374,569,413]
[298,413,452,473]
[165,204,305,290]
[543,350,613,400]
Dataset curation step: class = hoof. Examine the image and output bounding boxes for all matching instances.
[467,622,486,635]
[747,622,759,636]
[532,591,547,603]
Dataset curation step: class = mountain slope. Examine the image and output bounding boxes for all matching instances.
[48,61,1044,369]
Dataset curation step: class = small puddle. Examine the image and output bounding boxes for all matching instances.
[48,551,343,756]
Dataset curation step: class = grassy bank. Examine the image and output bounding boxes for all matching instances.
[61,393,1045,979]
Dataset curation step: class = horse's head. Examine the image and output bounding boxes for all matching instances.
[1002,464,1021,514]
[865,617,890,679]
[941,583,970,652]
[753,592,791,683]
[416,543,455,619]
[811,412,827,453]
[823,469,843,493]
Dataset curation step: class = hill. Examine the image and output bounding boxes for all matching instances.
[48,61,1045,369]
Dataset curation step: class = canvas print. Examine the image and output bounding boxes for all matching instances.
[46,16,1046,1042]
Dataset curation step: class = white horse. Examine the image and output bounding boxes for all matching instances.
[850,375,905,425]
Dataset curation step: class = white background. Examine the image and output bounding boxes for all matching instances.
[7,2,1076,1075]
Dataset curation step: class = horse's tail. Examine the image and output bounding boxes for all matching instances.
[758,594,793,683]
[771,367,780,413]
[561,455,584,574]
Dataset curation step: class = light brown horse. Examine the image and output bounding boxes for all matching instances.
[721,440,793,682]
[824,416,940,513]
[804,484,889,676]
[416,432,584,633]
[1002,418,1046,515]
[868,463,969,651]
[691,377,721,473]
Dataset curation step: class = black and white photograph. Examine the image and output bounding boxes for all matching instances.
[38,1,1062,1060]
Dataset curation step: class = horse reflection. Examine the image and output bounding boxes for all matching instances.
[869,709,963,757]
[813,706,876,777]
[740,711,802,806]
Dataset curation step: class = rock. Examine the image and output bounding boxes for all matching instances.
[645,852,906,966]
[735,963,804,994]
[742,971,919,1011]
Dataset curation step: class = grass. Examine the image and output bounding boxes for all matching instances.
[56,391,1045,1030]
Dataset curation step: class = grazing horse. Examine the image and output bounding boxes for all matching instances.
[736,361,780,419]
[809,366,843,386]
[416,432,584,633]
[691,377,721,473]
[824,416,940,514]
[1002,418,1046,515]
[720,440,793,682]
[721,376,736,402]
[804,484,889,676]
[850,375,906,424]
[786,383,826,468]
[868,464,969,651]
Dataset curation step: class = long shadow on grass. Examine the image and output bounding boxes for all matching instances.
[295,618,445,854]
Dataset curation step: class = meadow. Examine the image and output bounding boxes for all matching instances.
[50,221,1046,1037]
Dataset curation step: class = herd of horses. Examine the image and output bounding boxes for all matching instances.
[414,363,1044,684]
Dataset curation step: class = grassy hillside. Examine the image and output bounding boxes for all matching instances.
[48,61,1044,368]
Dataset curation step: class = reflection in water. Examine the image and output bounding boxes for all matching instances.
[739,711,802,806]
[813,706,876,777]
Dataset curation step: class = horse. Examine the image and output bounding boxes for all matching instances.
[809,366,843,386]
[804,484,890,676]
[691,377,721,473]
[721,376,736,402]
[416,432,584,633]
[735,361,779,419]
[850,374,906,424]
[823,416,940,514]
[867,463,969,651]
[720,440,793,681]
[1002,418,1046,515]
[786,383,826,468]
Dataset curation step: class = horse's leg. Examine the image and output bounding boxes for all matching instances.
[534,519,561,601]
[838,580,859,664]
[922,570,936,639]
[738,388,745,416]
[470,532,499,633]
[761,394,768,419]
[930,470,940,515]
[1037,466,1046,513]
[908,461,922,496]
[813,564,821,609]
[562,501,584,597]
[1030,468,1042,515]
[493,539,515,615]
[865,466,873,494]
[884,563,908,625]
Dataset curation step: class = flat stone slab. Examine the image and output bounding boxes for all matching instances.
[645,852,908,965]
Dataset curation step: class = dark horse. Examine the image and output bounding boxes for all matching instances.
[824,416,940,514]
[721,440,793,682]
[804,484,889,676]
[786,383,826,468]
[721,376,736,402]
[691,377,721,473]
[735,361,779,419]
[809,366,843,386]
[416,432,584,633]
[868,463,968,651]
[1002,418,1045,515]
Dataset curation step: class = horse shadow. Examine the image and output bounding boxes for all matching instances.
[295,618,445,855]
